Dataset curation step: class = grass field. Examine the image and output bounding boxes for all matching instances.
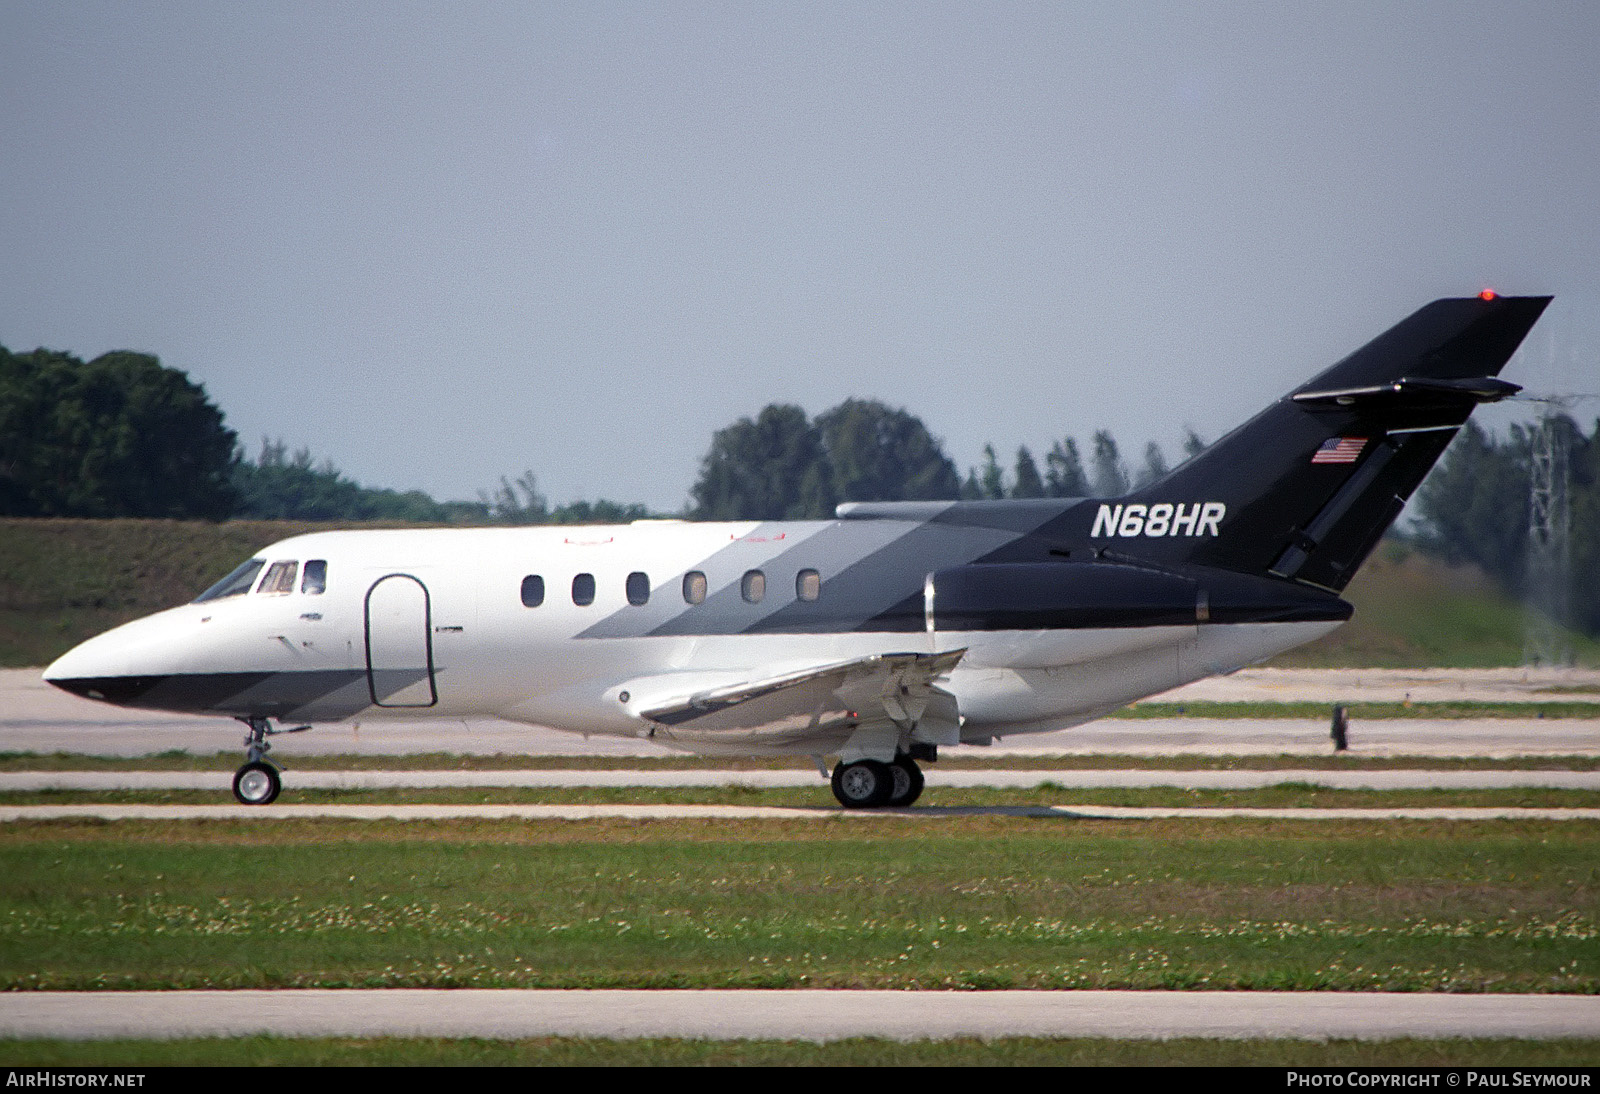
[3,816,1595,995]
[4,799,1598,1065]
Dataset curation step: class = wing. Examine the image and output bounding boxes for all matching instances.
[623,649,965,759]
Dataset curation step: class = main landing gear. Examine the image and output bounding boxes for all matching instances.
[231,716,310,805]
[830,753,926,809]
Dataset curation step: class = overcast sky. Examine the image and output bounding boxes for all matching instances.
[3,2,1597,512]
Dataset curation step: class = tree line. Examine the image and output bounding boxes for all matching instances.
[0,347,237,519]
[0,344,1191,526]
[954,429,1207,503]
[0,345,647,525]
[5,342,1594,637]
[685,399,1206,518]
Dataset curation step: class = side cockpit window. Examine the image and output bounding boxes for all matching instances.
[257,560,298,595]
[301,560,327,595]
[194,559,266,603]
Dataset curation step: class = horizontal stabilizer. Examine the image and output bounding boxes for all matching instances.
[1292,375,1521,409]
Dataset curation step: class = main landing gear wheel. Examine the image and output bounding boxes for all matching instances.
[886,755,925,808]
[232,760,281,805]
[831,759,895,809]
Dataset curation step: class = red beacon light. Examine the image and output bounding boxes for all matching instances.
[1479,289,1498,301]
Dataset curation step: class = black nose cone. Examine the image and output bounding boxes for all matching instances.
[46,675,165,706]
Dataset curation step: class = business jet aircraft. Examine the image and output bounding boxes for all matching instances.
[44,293,1549,808]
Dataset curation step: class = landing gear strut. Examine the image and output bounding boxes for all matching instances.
[830,754,925,809]
[231,716,308,805]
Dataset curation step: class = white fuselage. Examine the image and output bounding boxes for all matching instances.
[43,521,1341,755]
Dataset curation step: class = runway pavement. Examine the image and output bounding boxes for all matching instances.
[4,668,1599,758]
[14,714,1600,758]
[5,767,1599,790]
[4,802,1597,821]
[4,988,1597,1042]
[1166,666,1600,705]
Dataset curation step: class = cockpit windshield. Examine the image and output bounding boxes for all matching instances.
[194,559,266,603]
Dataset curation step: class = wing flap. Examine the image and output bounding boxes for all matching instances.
[628,649,965,752]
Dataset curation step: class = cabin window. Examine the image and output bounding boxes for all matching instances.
[194,559,265,602]
[796,568,821,602]
[683,571,707,605]
[302,560,327,595]
[572,573,595,606]
[257,560,298,595]
[521,575,545,608]
[626,571,650,606]
[741,570,765,604]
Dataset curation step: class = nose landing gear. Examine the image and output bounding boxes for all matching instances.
[233,760,281,805]
[231,717,309,805]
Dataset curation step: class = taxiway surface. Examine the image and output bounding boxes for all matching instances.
[4,669,1598,758]
[6,768,1598,790]
[5,988,1597,1042]
[4,802,1597,821]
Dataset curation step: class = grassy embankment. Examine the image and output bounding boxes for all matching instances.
[0,518,330,667]
[1270,541,1600,667]
[3,518,1597,669]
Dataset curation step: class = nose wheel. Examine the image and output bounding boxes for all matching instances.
[233,761,281,805]
[232,716,309,805]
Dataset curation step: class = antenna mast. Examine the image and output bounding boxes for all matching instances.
[1523,404,1573,667]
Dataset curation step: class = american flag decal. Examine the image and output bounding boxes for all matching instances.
[1312,437,1366,464]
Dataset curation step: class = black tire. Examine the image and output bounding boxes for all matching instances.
[831,759,894,809]
[233,761,281,805]
[886,756,925,807]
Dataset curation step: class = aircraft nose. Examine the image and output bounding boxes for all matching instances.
[44,632,151,706]
[42,611,194,709]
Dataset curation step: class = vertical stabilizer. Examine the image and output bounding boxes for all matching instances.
[1080,295,1551,590]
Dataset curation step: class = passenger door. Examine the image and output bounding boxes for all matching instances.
[364,574,437,707]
